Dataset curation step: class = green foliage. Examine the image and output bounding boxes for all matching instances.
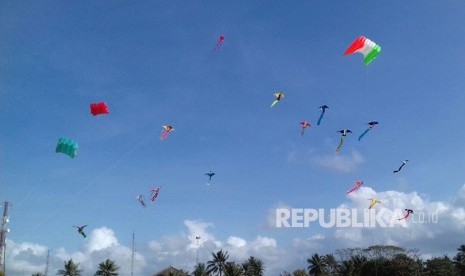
[292,269,309,276]
[57,259,82,276]
[193,263,209,276]
[424,256,458,276]
[242,256,265,276]
[94,259,119,276]
[207,250,229,276]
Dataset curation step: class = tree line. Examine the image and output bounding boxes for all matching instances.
[27,244,465,276]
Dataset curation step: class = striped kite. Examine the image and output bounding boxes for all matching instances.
[344,36,381,65]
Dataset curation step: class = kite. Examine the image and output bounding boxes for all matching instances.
[300,121,311,137]
[271,92,284,108]
[56,138,78,158]
[398,209,414,220]
[205,170,215,185]
[73,225,87,238]
[161,125,174,140]
[90,102,109,116]
[346,180,363,194]
[136,195,146,207]
[317,105,329,125]
[358,121,379,141]
[213,35,225,52]
[344,36,381,65]
[393,160,409,173]
[150,186,161,202]
[336,129,352,152]
[368,198,381,209]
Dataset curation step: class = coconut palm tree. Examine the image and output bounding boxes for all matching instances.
[454,244,465,275]
[307,253,327,276]
[223,262,243,276]
[94,259,119,276]
[207,250,229,276]
[193,263,209,276]
[292,269,309,276]
[323,254,337,275]
[337,260,355,276]
[57,259,82,276]
[242,256,265,276]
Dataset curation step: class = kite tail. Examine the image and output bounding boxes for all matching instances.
[317,112,324,125]
[301,128,305,137]
[213,42,222,52]
[336,136,345,152]
[80,232,86,238]
[346,187,356,194]
[160,131,169,140]
[270,100,278,108]
[358,128,370,141]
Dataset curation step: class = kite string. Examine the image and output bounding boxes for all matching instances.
[23,128,158,236]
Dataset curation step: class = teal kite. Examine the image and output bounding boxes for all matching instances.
[56,138,78,158]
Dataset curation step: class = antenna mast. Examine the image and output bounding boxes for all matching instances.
[131,232,135,276]
[44,249,50,276]
[0,202,10,273]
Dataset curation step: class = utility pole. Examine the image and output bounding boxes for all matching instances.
[131,232,135,276]
[44,249,50,276]
[195,236,201,264]
[0,202,10,273]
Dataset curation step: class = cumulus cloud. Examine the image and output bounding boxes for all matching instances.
[312,150,365,173]
[53,227,146,275]
[328,185,465,256]
[7,185,465,275]
[5,240,48,274]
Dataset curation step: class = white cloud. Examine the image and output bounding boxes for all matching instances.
[227,236,247,248]
[7,184,465,275]
[312,150,365,173]
[85,227,118,252]
[52,227,146,275]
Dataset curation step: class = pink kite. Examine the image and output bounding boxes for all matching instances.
[300,121,311,137]
[213,35,225,52]
[151,186,161,202]
[398,209,414,220]
[161,125,174,140]
[346,181,363,194]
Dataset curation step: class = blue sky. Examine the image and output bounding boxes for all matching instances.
[2,0,465,274]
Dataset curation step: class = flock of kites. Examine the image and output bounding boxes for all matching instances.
[57,35,411,238]
[268,35,412,220]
